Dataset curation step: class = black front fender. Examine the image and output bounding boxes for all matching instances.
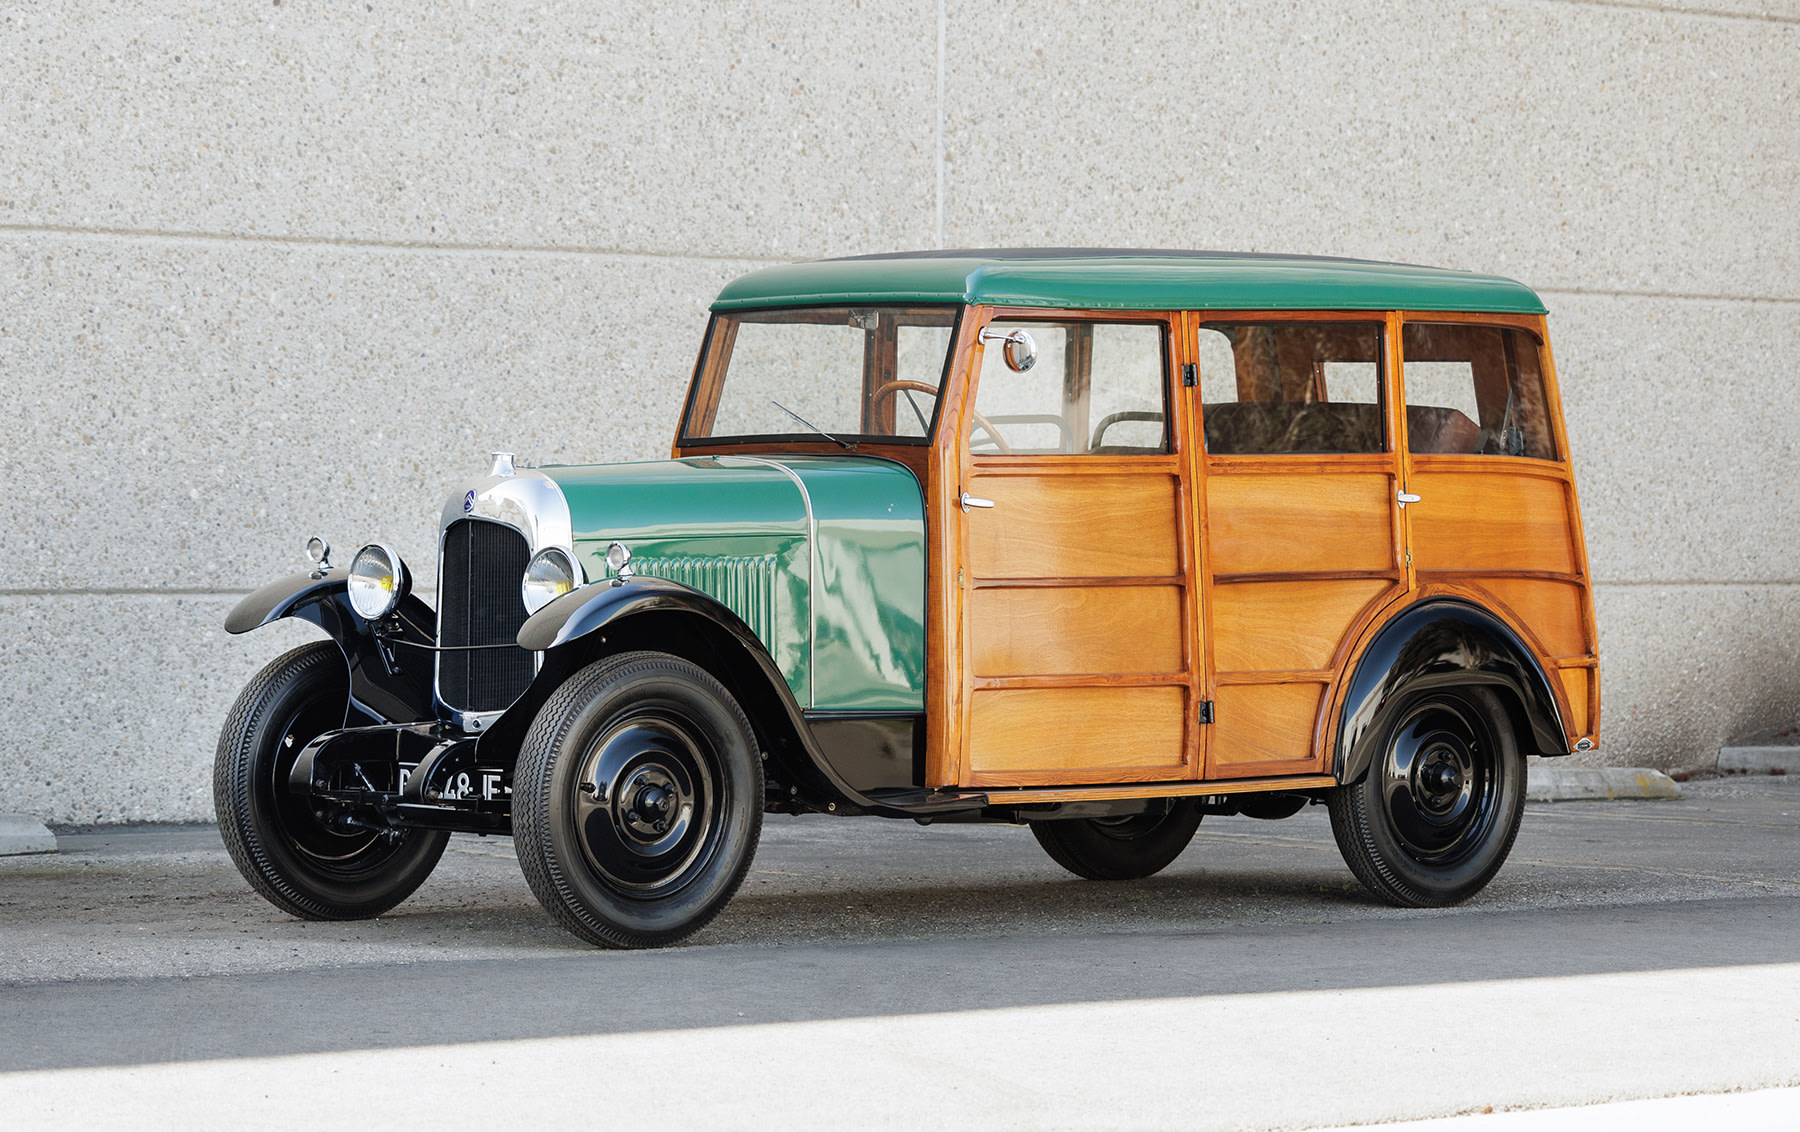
[1335,598,1570,784]
[484,577,974,819]
[225,571,436,727]
[515,575,749,654]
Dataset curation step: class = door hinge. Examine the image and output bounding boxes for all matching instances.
[1197,701,1214,724]
[1182,363,1198,387]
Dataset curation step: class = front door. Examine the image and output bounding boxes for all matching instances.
[953,311,1201,789]
[1193,314,1409,778]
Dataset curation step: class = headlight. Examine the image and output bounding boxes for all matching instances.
[522,546,580,615]
[347,543,409,620]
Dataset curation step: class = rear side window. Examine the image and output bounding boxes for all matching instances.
[1401,323,1557,460]
[1197,322,1385,455]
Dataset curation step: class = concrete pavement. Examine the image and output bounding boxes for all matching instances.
[2,776,1798,1128]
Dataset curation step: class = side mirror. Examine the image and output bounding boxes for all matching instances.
[978,326,1038,373]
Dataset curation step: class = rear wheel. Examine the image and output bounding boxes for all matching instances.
[1031,801,1203,881]
[513,651,763,949]
[214,642,448,919]
[1328,686,1525,907]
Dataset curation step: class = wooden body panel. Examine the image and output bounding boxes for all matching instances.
[971,585,1183,676]
[1210,579,1392,672]
[678,301,1599,799]
[1208,683,1326,771]
[967,472,1181,579]
[1407,466,1576,575]
[967,686,1187,779]
[1207,472,1397,577]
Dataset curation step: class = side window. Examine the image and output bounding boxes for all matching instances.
[1198,322,1385,454]
[1401,324,1556,459]
[971,321,1168,455]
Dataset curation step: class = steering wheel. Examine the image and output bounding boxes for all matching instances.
[870,380,1012,455]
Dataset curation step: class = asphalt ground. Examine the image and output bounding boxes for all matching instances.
[2,776,1798,1128]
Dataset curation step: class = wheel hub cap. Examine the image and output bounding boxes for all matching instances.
[572,717,715,895]
[1378,699,1495,863]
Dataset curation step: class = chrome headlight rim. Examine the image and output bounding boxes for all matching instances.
[521,545,582,616]
[346,542,410,621]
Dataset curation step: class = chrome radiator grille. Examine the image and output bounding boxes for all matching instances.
[629,554,778,645]
[438,519,534,713]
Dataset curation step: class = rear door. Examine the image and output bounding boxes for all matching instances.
[1192,315,1409,779]
[953,310,1202,789]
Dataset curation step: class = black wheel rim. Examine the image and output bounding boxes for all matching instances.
[571,709,722,897]
[265,697,404,873]
[1377,696,1500,864]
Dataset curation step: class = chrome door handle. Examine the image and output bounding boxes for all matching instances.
[960,491,995,511]
[1397,491,1421,507]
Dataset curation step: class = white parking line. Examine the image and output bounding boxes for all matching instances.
[1311,1086,1800,1130]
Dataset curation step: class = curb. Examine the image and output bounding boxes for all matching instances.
[1526,766,1682,802]
[1718,746,1800,775]
[0,813,57,856]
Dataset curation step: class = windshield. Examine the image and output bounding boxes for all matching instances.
[681,306,959,446]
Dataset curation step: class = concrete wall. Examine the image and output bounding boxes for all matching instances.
[2,1,1796,821]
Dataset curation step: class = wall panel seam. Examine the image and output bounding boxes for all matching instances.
[1532,0,1800,26]
[1539,288,1800,305]
[1590,581,1800,588]
[0,223,786,265]
[5,226,1795,305]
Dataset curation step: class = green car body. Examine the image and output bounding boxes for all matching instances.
[544,455,927,712]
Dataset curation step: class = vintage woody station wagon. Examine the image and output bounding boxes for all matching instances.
[219,250,1598,948]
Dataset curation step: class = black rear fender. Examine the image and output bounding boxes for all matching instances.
[1336,598,1570,785]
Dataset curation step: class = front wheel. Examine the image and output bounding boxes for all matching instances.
[214,642,449,919]
[513,651,764,949]
[1328,686,1525,907]
[1031,801,1203,880]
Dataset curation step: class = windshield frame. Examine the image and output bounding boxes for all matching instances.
[677,304,964,449]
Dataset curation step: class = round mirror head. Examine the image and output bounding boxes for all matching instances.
[305,536,331,570]
[1003,329,1037,373]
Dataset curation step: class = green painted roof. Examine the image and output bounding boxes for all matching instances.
[711,249,1547,315]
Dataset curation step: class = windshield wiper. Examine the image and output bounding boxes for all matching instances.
[770,400,854,451]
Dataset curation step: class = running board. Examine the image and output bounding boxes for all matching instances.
[971,775,1337,807]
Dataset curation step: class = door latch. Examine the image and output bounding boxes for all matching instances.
[1397,490,1421,508]
[960,491,995,511]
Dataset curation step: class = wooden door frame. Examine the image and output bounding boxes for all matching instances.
[1186,310,1411,778]
[924,305,1199,788]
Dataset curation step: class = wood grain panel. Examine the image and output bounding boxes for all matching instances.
[971,586,1183,676]
[1475,577,1589,657]
[1560,667,1590,736]
[968,686,1185,776]
[967,474,1179,579]
[1207,683,1324,775]
[1408,472,1574,574]
[1207,473,1394,575]
[1211,579,1390,672]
